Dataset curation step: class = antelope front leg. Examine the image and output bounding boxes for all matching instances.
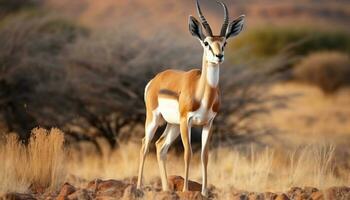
[180,117,192,192]
[201,120,213,196]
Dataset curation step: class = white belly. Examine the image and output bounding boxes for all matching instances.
[158,98,216,125]
[158,98,180,124]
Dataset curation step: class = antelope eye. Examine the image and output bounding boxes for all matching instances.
[223,42,227,47]
[204,42,209,46]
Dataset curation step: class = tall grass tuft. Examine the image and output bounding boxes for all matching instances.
[0,128,66,193]
[0,134,28,192]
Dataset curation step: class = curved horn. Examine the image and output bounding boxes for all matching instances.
[217,1,229,36]
[196,0,213,36]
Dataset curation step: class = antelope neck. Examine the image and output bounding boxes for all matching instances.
[195,53,220,104]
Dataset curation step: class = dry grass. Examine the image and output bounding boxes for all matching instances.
[1,127,349,194]
[260,83,350,140]
[0,128,66,193]
[67,141,349,193]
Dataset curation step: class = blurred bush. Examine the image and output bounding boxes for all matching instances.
[0,12,87,141]
[293,51,350,94]
[230,27,350,58]
[0,0,40,16]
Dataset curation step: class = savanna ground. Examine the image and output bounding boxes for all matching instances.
[1,0,350,199]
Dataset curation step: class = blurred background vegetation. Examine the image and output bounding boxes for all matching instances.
[0,0,349,152]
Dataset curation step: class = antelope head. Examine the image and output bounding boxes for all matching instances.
[189,0,245,64]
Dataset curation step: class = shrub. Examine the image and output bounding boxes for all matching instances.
[293,51,350,93]
[0,0,40,16]
[229,26,350,58]
[0,12,87,140]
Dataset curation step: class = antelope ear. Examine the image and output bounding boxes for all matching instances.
[189,15,205,41]
[226,15,245,39]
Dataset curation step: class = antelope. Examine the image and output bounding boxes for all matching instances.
[137,0,245,196]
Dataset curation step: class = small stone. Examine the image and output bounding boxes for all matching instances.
[122,185,143,200]
[28,183,46,194]
[324,186,350,200]
[144,191,178,200]
[310,191,324,200]
[304,187,318,194]
[96,180,125,192]
[177,191,203,200]
[56,183,76,200]
[122,177,138,185]
[275,193,290,200]
[86,179,102,191]
[86,179,128,199]
[67,189,93,200]
[287,187,305,200]
[264,192,277,200]
[248,192,264,200]
[1,193,36,200]
[168,176,201,192]
[230,193,248,200]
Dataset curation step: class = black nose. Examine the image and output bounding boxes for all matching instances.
[216,54,223,59]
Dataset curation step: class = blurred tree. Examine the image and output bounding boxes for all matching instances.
[0,10,286,151]
[0,0,40,17]
[0,13,85,141]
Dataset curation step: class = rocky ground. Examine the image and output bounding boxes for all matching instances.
[1,176,349,200]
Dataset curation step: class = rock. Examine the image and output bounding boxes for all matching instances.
[0,193,36,200]
[67,189,93,200]
[275,193,290,200]
[206,185,218,199]
[304,187,318,194]
[150,177,162,191]
[143,186,153,192]
[248,192,264,200]
[86,179,128,199]
[310,191,324,200]
[94,196,119,200]
[301,186,319,199]
[287,187,306,200]
[177,191,203,200]
[96,179,126,191]
[86,179,102,191]
[56,183,76,200]
[121,185,143,200]
[264,192,277,200]
[324,186,350,200]
[66,174,87,187]
[230,193,248,200]
[28,183,46,194]
[168,176,201,192]
[122,177,138,185]
[143,191,178,200]
[287,187,302,196]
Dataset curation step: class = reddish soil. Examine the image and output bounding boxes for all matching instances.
[1,176,349,200]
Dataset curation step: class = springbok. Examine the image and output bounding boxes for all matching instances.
[137,0,245,196]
